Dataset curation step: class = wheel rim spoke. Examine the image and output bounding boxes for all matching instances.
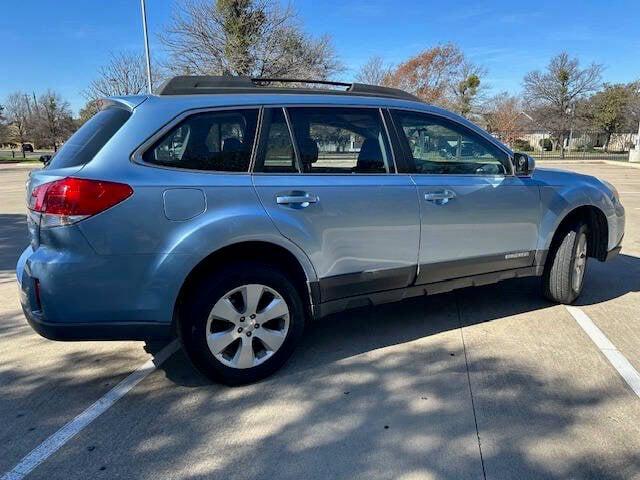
[232,337,255,369]
[260,297,288,322]
[242,285,263,315]
[206,329,236,355]
[210,298,239,323]
[254,327,286,352]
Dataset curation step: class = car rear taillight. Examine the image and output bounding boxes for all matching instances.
[29,177,133,227]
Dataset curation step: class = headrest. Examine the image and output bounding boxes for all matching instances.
[298,137,318,166]
[222,137,244,153]
[356,138,386,172]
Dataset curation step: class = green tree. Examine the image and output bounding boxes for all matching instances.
[587,84,637,151]
[451,61,485,119]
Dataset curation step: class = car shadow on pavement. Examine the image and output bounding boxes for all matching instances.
[159,253,640,387]
[123,258,640,479]
[4,254,640,478]
[574,254,640,305]
[80,274,640,480]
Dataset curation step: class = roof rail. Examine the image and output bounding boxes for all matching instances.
[156,76,420,102]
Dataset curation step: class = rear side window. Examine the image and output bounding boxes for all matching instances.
[286,107,392,174]
[48,107,131,169]
[143,109,259,172]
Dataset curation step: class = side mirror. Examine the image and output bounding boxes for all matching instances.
[513,152,535,177]
[39,155,52,166]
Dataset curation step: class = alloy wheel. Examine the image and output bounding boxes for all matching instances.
[205,284,290,369]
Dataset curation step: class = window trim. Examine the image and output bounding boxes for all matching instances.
[251,104,398,176]
[131,106,261,174]
[252,107,301,174]
[389,108,515,177]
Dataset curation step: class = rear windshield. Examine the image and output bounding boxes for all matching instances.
[48,107,131,169]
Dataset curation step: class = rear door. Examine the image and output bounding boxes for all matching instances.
[253,106,420,302]
[390,109,541,285]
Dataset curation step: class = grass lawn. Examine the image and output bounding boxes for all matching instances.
[0,157,41,163]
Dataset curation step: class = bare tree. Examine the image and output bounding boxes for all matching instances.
[483,93,528,147]
[355,56,392,86]
[84,51,159,102]
[523,52,603,157]
[4,92,32,158]
[31,91,75,151]
[78,99,104,125]
[159,0,342,79]
[385,44,463,104]
[384,43,486,118]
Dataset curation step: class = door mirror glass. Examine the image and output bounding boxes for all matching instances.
[513,152,535,177]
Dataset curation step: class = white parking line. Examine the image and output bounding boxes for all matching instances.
[566,306,640,397]
[1,340,180,480]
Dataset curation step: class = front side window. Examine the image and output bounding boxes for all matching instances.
[143,109,258,172]
[392,110,510,175]
[286,107,392,174]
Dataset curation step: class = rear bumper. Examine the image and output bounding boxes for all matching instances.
[17,245,173,341]
[21,305,172,341]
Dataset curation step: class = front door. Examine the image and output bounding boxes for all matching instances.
[253,106,420,302]
[390,109,541,285]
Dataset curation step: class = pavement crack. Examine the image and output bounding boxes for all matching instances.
[455,291,487,480]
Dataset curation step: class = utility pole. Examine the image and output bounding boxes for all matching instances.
[140,0,153,93]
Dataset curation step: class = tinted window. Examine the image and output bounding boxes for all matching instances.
[143,109,258,172]
[287,107,392,174]
[392,111,510,175]
[255,108,298,173]
[48,107,131,169]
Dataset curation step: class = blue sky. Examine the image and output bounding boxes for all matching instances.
[2,0,639,114]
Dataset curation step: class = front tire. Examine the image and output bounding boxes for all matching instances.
[543,222,589,304]
[179,262,305,385]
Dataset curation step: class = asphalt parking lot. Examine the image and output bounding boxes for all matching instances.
[1,162,639,480]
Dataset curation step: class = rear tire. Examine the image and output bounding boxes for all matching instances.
[179,262,305,385]
[543,222,589,304]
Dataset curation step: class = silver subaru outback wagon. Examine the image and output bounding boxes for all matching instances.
[17,76,625,385]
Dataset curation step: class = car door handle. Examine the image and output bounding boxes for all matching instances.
[276,193,319,207]
[424,190,456,204]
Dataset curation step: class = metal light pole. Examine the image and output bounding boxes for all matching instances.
[140,0,153,93]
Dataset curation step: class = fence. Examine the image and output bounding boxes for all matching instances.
[489,130,638,161]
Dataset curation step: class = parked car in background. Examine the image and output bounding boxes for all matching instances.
[17,76,625,385]
[22,143,34,153]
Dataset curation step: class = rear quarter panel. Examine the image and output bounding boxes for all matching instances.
[75,166,318,323]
